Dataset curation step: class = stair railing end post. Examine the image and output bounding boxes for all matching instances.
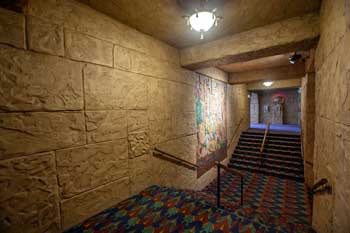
[216,162,221,208]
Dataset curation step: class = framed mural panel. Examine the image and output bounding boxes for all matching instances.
[196,74,227,177]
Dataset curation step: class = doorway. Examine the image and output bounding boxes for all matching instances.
[249,87,301,133]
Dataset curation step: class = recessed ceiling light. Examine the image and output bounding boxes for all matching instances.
[263,81,273,87]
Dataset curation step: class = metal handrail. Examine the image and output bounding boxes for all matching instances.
[215,162,243,208]
[311,178,329,194]
[260,121,271,153]
[228,118,244,147]
[153,147,199,170]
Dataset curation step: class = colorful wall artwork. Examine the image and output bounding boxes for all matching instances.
[196,74,227,177]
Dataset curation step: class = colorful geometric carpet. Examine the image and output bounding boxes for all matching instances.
[202,170,312,225]
[65,179,313,233]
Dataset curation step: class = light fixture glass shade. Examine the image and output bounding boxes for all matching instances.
[263,81,273,87]
[189,11,216,32]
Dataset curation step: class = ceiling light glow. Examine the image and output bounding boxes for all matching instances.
[183,1,223,40]
[263,81,273,87]
[189,12,216,32]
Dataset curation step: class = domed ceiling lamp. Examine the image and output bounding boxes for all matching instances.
[182,0,223,39]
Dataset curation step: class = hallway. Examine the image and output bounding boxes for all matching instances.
[0,0,349,232]
[65,128,311,232]
[65,170,311,232]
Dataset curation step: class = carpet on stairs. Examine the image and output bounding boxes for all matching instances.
[202,170,312,225]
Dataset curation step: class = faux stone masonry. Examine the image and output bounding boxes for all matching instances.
[0,0,249,232]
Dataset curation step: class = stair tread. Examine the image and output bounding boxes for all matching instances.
[243,132,301,138]
[232,153,302,166]
[238,141,301,149]
[229,163,304,178]
[237,145,301,154]
[240,137,301,144]
[229,158,303,172]
[230,129,305,182]
[241,133,301,141]
[234,149,302,161]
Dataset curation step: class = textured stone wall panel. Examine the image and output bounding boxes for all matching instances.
[156,135,197,164]
[129,49,194,85]
[60,177,130,230]
[85,110,127,143]
[84,64,148,110]
[56,139,128,198]
[27,16,64,56]
[25,0,179,64]
[0,112,85,159]
[128,132,149,158]
[313,1,350,231]
[148,79,195,114]
[316,0,347,69]
[113,45,131,71]
[0,8,25,49]
[148,111,173,145]
[338,31,350,126]
[172,112,196,137]
[0,45,83,112]
[195,67,228,83]
[0,152,60,233]
[65,30,113,66]
[127,110,148,133]
[129,154,153,195]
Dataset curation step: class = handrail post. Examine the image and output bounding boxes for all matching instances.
[217,163,221,208]
[240,176,243,206]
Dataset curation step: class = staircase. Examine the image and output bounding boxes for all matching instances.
[229,129,304,182]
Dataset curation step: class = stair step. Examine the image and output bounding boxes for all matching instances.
[243,131,301,139]
[232,153,302,167]
[228,163,304,182]
[239,137,301,145]
[229,158,303,173]
[241,133,301,141]
[238,141,301,150]
[234,149,302,162]
[236,145,301,155]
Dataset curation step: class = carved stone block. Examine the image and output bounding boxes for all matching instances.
[85,110,127,143]
[0,152,60,233]
[0,8,25,49]
[0,45,83,111]
[60,177,130,230]
[56,139,128,198]
[0,112,86,159]
[84,64,148,110]
[65,30,113,66]
[27,16,64,56]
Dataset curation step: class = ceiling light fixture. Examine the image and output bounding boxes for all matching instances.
[263,81,273,87]
[183,0,223,39]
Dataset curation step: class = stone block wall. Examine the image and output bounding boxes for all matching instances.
[0,1,247,232]
[226,84,250,157]
[313,0,350,232]
[301,73,315,188]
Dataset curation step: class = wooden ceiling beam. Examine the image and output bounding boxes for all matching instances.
[180,13,320,70]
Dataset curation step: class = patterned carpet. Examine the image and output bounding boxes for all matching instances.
[65,171,313,233]
[202,170,312,225]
